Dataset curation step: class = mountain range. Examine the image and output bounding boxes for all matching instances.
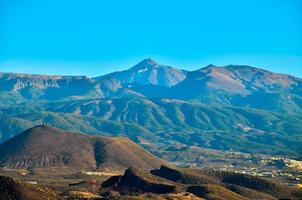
[0,59,301,158]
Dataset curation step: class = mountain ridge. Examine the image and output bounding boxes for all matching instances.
[0,59,301,158]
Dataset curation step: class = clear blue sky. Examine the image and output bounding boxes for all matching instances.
[1,0,301,77]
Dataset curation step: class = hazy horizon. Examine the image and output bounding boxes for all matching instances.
[1,0,301,77]
[0,57,301,78]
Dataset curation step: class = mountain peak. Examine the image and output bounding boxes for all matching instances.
[139,58,159,65]
[205,64,217,68]
[133,58,160,69]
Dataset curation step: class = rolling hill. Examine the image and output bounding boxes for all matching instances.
[0,125,165,170]
[1,98,301,157]
[0,175,62,200]
[101,165,299,200]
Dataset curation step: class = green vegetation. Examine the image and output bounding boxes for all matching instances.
[0,97,301,157]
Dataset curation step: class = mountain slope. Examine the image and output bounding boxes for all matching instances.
[1,61,301,113]
[0,60,301,158]
[101,165,293,200]
[151,165,288,197]
[172,65,302,113]
[0,125,165,170]
[0,175,62,200]
[43,98,302,156]
[0,72,104,104]
[1,97,301,156]
[97,59,187,87]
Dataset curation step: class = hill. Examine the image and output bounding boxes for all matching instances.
[150,165,288,197]
[1,97,301,157]
[0,175,61,200]
[0,125,165,170]
[101,165,297,200]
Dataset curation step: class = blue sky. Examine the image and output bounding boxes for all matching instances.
[1,0,301,77]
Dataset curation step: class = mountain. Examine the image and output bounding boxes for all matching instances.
[0,175,62,200]
[0,59,301,158]
[172,65,302,113]
[0,125,165,170]
[101,165,296,200]
[0,72,104,104]
[96,58,188,87]
[1,60,301,113]
[1,97,301,156]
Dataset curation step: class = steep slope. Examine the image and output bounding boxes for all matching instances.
[0,175,61,200]
[0,125,165,170]
[97,58,187,87]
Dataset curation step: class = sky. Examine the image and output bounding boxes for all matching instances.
[0,0,302,77]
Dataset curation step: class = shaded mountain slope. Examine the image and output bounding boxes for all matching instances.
[102,167,183,194]
[225,184,277,200]
[151,165,288,197]
[0,126,165,170]
[101,166,289,200]
[186,184,249,200]
[0,175,61,200]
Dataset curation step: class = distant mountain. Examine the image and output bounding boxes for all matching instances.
[172,65,302,113]
[1,60,301,112]
[0,59,301,158]
[0,72,103,104]
[96,58,187,87]
[0,125,165,170]
[101,165,295,199]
